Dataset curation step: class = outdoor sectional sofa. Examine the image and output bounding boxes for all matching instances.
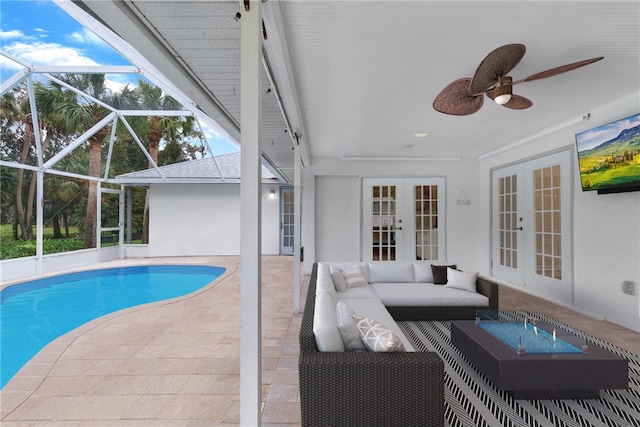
[298,261,499,426]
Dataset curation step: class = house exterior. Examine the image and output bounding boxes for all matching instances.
[114,152,286,258]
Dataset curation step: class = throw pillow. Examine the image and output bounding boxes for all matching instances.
[444,267,479,293]
[431,264,457,284]
[340,266,369,289]
[335,301,367,351]
[352,315,406,352]
[330,265,348,292]
[413,262,434,283]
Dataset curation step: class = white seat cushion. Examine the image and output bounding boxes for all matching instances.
[370,282,489,307]
[336,284,379,299]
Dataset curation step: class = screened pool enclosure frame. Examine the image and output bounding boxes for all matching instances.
[0,49,248,272]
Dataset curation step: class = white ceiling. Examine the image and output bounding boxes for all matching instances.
[73,0,640,179]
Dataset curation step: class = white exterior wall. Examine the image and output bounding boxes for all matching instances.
[313,158,482,272]
[476,92,640,332]
[148,183,281,257]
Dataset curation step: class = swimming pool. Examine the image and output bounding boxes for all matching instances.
[0,264,225,389]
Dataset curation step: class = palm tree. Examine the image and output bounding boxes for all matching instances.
[135,79,195,243]
[2,85,38,240]
[39,74,115,249]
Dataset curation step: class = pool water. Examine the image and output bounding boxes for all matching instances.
[479,321,582,354]
[0,265,225,389]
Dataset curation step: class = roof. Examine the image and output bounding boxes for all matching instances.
[114,152,279,184]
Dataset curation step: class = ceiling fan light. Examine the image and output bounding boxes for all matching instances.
[494,93,512,105]
[492,76,513,105]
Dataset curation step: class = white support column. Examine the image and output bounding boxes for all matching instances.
[302,167,316,275]
[36,170,44,275]
[240,1,263,426]
[96,183,102,250]
[119,185,125,259]
[293,138,302,313]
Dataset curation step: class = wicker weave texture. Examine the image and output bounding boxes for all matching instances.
[299,264,446,426]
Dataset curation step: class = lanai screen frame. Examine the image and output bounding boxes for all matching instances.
[0,50,235,270]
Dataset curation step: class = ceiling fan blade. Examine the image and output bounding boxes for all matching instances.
[433,78,483,116]
[502,94,533,110]
[469,44,526,95]
[520,57,604,83]
[486,91,533,110]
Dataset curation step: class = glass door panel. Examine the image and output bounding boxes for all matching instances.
[414,184,439,260]
[492,150,573,303]
[363,178,445,262]
[280,187,295,254]
[371,184,397,260]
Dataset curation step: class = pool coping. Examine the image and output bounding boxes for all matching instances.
[0,257,239,416]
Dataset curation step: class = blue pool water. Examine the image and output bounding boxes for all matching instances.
[480,322,582,354]
[0,265,225,389]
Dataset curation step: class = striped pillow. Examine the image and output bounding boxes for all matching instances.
[339,266,368,289]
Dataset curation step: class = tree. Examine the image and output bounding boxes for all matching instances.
[135,79,195,243]
[1,84,38,240]
[44,74,132,248]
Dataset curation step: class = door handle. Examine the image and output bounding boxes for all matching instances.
[513,227,523,230]
[396,227,403,230]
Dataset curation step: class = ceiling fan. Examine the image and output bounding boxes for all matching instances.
[433,44,603,116]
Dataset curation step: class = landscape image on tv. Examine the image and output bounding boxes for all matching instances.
[575,113,640,192]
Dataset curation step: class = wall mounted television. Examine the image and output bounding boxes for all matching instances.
[575,113,640,194]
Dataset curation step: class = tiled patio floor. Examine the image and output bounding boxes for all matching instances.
[1,256,638,426]
[1,256,305,426]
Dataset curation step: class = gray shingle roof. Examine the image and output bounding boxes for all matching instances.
[114,152,278,183]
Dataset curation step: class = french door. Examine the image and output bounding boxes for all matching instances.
[362,178,445,262]
[492,150,573,302]
[280,187,295,254]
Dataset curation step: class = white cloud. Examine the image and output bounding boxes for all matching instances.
[1,29,29,40]
[0,54,25,73]
[67,28,109,49]
[4,41,99,67]
[33,27,50,38]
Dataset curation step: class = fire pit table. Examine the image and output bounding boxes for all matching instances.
[450,311,628,399]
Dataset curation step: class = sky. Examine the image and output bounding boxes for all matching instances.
[575,113,640,152]
[0,0,238,155]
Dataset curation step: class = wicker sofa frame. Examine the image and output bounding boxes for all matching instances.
[299,263,445,427]
[298,263,500,426]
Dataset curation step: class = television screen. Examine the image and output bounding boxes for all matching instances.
[575,113,640,193]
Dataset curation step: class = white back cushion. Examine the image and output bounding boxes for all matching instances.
[316,264,338,303]
[413,261,434,282]
[313,292,345,352]
[336,301,367,351]
[367,262,414,283]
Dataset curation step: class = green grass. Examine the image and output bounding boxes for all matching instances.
[580,163,640,190]
[1,223,80,239]
[1,223,82,260]
[1,224,143,259]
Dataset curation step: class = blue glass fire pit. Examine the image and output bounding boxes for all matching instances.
[476,310,584,354]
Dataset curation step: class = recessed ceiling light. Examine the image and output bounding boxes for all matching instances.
[415,132,430,138]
